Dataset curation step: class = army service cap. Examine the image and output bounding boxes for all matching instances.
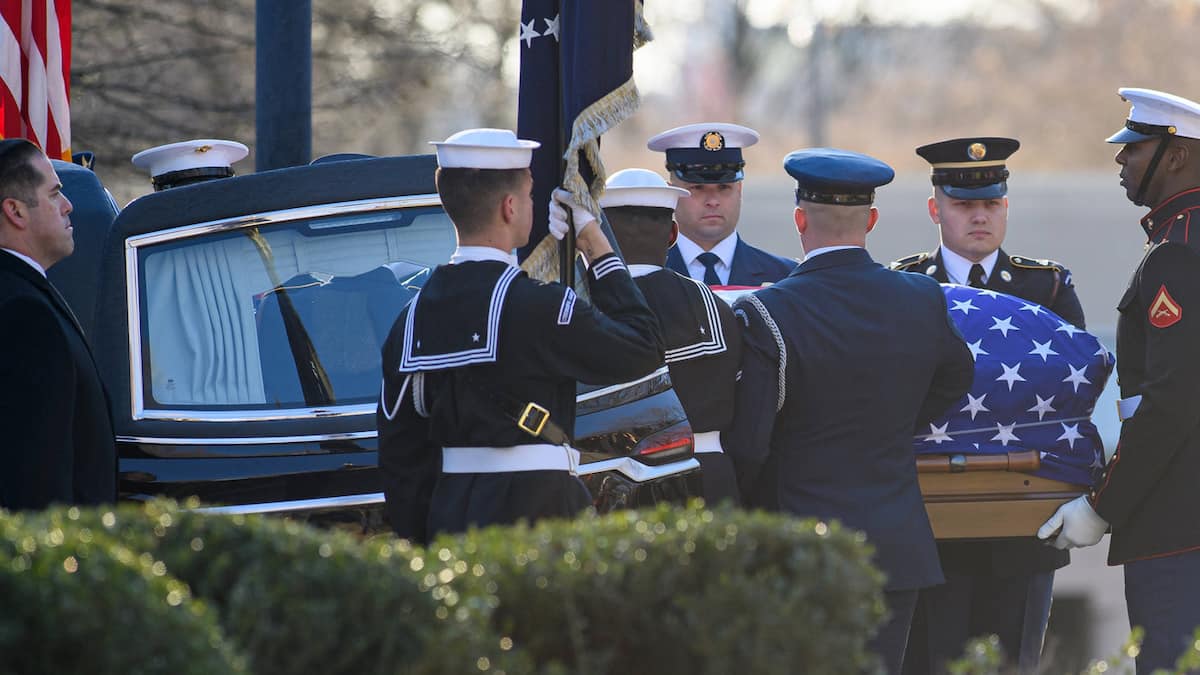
[916,137,1019,200]
[599,168,690,210]
[784,148,894,206]
[132,139,248,191]
[647,122,759,184]
[1107,87,1200,144]
[430,128,540,169]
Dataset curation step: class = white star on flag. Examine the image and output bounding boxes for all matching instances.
[1063,364,1091,392]
[543,14,561,41]
[1027,394,1057,421]
[520,19,540,47]
[951,298,979,315]
[990,316,1019,337]
[996,362,1027,390]
[1019,302,1045,316]
[992,421,1020,446]
[926,422,953,444]
[960,393,990,420]
[967,339,988,360]
[1056,322,1083,338]
[1057,422,1083,449]
[1090,450,1106,469]
[976,289,1001,299]
[1029,339,1059,362]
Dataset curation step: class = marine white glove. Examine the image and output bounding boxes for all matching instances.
[548,187,597,240]
[1037,495,1109,550]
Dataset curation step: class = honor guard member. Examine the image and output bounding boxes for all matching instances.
[376,129,663,543]
[892,137,1085,329]
[647,123,795,287]
[725,149,974,674]
[600,168,742,504]
[1038,88,1200,674]
[894,137,1086,675]
[132,139,249,191]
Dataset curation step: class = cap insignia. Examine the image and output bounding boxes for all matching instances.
[701,131,726,152]
[967,142,987,161]
[195,145,212,153]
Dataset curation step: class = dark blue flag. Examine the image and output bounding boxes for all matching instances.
[516,0,648,265]
[914,285,1115,487]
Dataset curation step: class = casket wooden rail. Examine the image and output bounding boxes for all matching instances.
[918,450,1087,540]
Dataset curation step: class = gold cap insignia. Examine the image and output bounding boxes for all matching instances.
[967,142,987,160]
[701,131,726,152]
[195,145,212,153]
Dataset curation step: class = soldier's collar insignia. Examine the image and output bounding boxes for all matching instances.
[1149,284,1183,328]
[1000,270,1012,283]
[701,131,726,151]
[967,142,987,160]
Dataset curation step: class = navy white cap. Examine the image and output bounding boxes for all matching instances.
[915,137,1019,200]
[131,139,248,191]
[647,122,759,184]
[783,148,894,206]
[1107,87,1200,144]
[599,168,690,209]
[430,128,540,169]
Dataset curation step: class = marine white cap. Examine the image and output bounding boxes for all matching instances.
[599,168,690,209]
[430,128,540,169]
[131,139,248,179]
[1107,88,1200,143]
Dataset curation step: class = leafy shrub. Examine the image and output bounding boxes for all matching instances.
[434,502,886,675]
[0,506,244,675]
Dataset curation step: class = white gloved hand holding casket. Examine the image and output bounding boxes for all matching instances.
[1037,495,1109,549]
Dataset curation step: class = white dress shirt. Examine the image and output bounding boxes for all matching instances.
[939,246,998,286]
[1,248,46,277]
[802,245,861,262]
[675,232,738,285]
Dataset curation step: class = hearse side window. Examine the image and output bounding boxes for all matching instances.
[137,206,455,410]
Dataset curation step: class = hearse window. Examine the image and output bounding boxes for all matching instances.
[138,205,455,409]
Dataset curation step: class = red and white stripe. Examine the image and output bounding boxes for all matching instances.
[1,0,71,161]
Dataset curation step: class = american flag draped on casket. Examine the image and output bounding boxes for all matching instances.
[914,284,1114,488]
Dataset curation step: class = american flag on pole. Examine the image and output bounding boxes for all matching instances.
[1,0,72,160]
[914,284,1114,487]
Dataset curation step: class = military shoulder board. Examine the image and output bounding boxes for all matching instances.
[889,251,930,271]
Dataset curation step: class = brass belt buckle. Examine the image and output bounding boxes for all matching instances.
[518,402,550,437]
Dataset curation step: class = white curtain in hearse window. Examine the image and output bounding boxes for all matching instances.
[139,210,455,409]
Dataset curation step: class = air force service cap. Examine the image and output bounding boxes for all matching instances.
[430,128,540,169]
[1107,87,1200,144]
[647,122,759,184]
[599,168,690,210]
[916,137,1019,199]
[784,148,894,206]
[131,139,248,191]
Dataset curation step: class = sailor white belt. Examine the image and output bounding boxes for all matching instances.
[692,430,724,454]
[442,444,580,474]
[1117,395,1143,422]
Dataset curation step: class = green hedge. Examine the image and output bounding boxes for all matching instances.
[0,506,244,675]
[435,502,886,674]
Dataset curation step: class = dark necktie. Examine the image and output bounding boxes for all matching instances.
[696,252,722,286]
[968,263,986,289]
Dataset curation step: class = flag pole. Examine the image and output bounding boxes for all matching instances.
[557,6,575,290]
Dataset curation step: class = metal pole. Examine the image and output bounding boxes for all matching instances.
[256,0,312,171]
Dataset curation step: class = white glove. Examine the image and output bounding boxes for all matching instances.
[548,187,597,240]
[1037,495,1108,550]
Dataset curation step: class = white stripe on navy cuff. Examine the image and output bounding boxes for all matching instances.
[591,255,626,280]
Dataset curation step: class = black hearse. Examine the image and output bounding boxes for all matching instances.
[51,155,699,529]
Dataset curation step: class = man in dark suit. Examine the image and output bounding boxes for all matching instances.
[600,168,741,504]
[0,139,116,510]
[726,148,974,673]
[891,137,1085,675]
[647,123,795,287]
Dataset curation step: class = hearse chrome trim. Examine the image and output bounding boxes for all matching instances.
[125,194,441,422]
[579,456,700,483]
[193,492,386,516]
[116,430,377,446]
[576,366,670,403]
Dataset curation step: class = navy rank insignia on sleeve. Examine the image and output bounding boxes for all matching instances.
[1149,284,1183,328]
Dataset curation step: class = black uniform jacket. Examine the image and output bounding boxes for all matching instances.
[667,235,796,287]
[893,246,1088,575]
[726,248,974,590]
[0,250,116,509]
[377,253,663,543]
[1094,187,1200,564]
[634,268,742,503]
[891,247,1085,330]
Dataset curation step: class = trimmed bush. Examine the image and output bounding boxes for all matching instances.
[434,502,886,674]
[23,500,525,675]
[0,506,244,675]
